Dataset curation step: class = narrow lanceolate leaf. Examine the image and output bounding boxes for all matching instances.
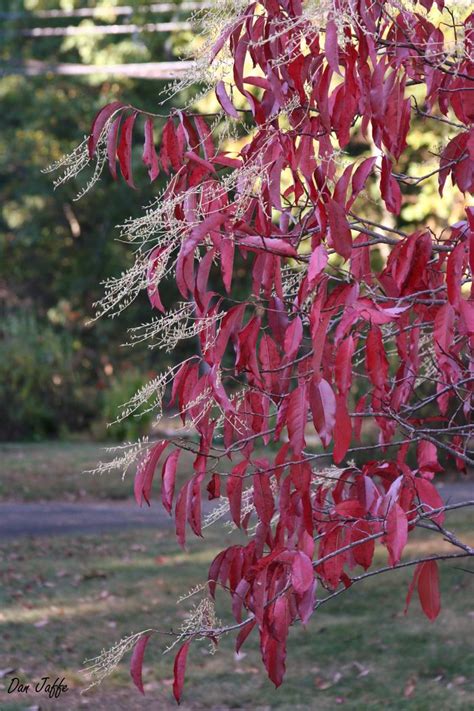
[88,100,124,158]
[417,561,441,621]
[134,440,168,507]
[307,244,328,288]
[161,450,181,514]
[216,80,240,118]
[366,326,389,391]
[327,198,352,259]
[333,394,351,464]
[227,460,247,528]
[173,640,190,704]
[117,111,138,187]
[309,378,336,448]
[386,503,408,566]
[107,115,122,180]
[143,117,159,181]
[380,155,402,214]
[253,471,274,525]
[130,633,152,694]
[287,382,308,456]
[324,20,341,75]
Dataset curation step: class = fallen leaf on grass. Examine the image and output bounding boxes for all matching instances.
[404,676,417,698]
[33,619,49,628]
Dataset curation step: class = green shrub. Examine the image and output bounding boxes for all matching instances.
[93,367,154,442]
[0,311,95,440]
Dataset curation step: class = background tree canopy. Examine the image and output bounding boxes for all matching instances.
[0,0,203,439]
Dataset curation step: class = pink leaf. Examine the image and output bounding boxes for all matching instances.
[216,80,240,118]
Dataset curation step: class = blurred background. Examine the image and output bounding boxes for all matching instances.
[0,0,205,443]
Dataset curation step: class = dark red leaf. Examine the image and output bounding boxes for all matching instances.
[162,449,181,514]
[130,633,152,694]
[173,640,190,704]
[117,111,138,187]
[417,560,441,621]
[386,503,408,566]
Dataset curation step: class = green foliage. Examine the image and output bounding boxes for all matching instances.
[0,311,95,439]
[94,368,155,442]
[0,0,194,439]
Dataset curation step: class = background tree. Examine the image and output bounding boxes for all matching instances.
[50,0,472,703]
[0,0,201,439]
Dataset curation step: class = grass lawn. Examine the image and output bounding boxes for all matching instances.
[0,441,199,502]
[0,509,473,710]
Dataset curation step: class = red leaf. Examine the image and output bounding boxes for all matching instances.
[415,478,445,525]
[239,236,297,257]
[117,111,138,187]
[386,503,408,566]
[307,244,328,287]
[333,394,351,464]
[335,335,354,395]
[348,157,376,208]
[253,471,274,525]
[134,440,168,506]
[143,117,159,181]
[287,382,308,456]
[291,551,314,594]
[173,640,190,704]
[417,560,441,621]
[366,325,389,391]
[88,100,124,158]
[325,20,341,75]
[160,117,183,173]
[283,315,303,362]
[175,481,191,547]
[327,198,352,260]
[380,155,402,214]
[351,520,374,570]
[130,633,152,694]
[227,460,247,527]
[107,115,122,180]
[161,450,181,514]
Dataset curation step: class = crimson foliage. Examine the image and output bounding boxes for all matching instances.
[82,0,474,700]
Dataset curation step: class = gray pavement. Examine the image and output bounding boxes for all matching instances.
[0,482,471,539]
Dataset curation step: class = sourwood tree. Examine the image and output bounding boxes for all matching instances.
[50,0,473,702]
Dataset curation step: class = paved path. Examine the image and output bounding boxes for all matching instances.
[0,500,173,538]
[0,483,471,539]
